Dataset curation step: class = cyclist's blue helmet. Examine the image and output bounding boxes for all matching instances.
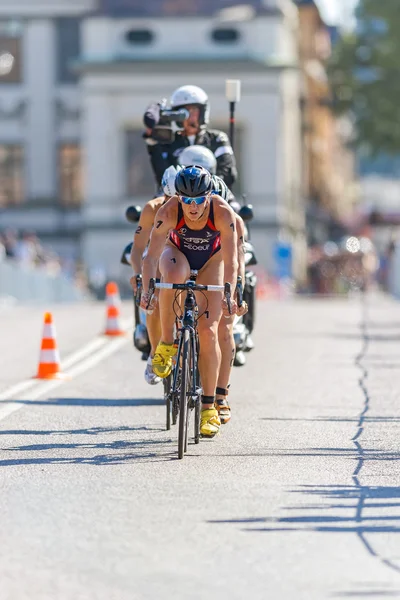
[175,165,213,198]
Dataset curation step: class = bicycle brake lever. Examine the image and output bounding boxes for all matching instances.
[224,282,232,315]
[135,274,142,307]
[236,276,243,307]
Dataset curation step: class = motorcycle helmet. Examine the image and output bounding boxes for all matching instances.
[179,145,217,174]
[170,85,210,128]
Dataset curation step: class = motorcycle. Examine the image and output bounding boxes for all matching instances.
[232,203,257,366]
[120,202,257,366]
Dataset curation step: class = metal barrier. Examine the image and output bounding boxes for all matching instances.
[0,259,88,304]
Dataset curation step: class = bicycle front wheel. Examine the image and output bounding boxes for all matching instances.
[178,329,190,460]
[194,334,201,444]
[164,374,172,431]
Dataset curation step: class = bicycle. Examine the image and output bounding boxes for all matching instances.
[148,271,232,459]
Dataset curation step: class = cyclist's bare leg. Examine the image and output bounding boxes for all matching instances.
[147,266,162,356]
[147,305,161,356]
[217,316,234,390]
[196,255,223,407]
[158,243,190,344]
[216,315,234,412]
[215,315,234,423]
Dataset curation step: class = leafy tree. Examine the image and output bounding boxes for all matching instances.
[328,0,400,155]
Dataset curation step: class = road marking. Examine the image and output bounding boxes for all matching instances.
[62,337,108,369]
[0,319,132,422]
[0,380,39,402]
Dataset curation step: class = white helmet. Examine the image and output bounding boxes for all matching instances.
[179,146,217,175]
[161,165,182,197]
[170,85,210,127]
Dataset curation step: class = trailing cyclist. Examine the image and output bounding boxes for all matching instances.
[140,166,246,438]
[130,165,181,385]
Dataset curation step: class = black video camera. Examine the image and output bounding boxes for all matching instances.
[152,100,189,144]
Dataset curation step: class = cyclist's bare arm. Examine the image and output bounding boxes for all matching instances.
[213,196,238,290]
[235,214,249,315]
[130,197,163,274]
[236,214,246,284]
[142,200,178,290]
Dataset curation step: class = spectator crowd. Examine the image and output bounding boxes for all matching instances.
[0,229,89,291]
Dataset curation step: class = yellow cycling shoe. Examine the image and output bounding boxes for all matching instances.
[200,408,221,438]
[152,342,177,379]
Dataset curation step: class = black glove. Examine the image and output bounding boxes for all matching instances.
[143,103,161,130]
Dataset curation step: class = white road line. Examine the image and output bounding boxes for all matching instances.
[65,336,129,379]
[62,337,108,369]
[62,317,131,370]
[0,380,40,402]
[0,318,132,422]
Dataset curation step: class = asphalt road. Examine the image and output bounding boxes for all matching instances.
[1,293,400,599]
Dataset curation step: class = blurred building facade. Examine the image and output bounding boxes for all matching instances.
[296,0,356,240]
[0,0,96,259]
[0,0,305,281]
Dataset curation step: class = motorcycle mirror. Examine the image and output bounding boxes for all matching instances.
[239,204,254,222]
[125,205,142,223]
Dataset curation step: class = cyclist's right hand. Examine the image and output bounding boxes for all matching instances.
[140,291,157,314]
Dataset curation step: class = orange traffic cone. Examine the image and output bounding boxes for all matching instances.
[34,312,66,380]
[104,281,125,336]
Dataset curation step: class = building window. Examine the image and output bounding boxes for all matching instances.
[55,18,80,83]
[59,144,83,206]
[211,28,240,43]
[0,37,22,83]
[125,29,154,44]
[0,145,24,206]
[126,129,156,197]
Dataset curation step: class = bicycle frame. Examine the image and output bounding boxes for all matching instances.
[172,284,201,403]
[153,271,228,457]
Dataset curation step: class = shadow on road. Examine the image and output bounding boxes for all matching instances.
[0,397,177,464]
[0,433,176,465]
[262,415,400,424]
[0,397,165,407]
[233,447,400,461]
[0,425,163,436]
[0,450,175,466]
[208,483,400,532]
[211,298,400,595]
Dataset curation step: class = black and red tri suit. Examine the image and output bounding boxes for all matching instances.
[169,199,221,271]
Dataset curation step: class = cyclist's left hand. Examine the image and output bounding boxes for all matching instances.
[221,297,238,317]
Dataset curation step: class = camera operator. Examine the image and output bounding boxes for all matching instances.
[143,85,238,191]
